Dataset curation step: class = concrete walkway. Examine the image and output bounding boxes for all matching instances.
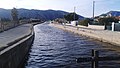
[0,24,33,48]
[50,24,120,46]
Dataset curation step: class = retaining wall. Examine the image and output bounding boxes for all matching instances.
[77,25,105,30]
[88,25,104,30]
[0,25,34,68]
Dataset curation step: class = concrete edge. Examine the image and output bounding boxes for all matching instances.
[0,24,34,55]
[50,24,120,47]
[0,28,34,55]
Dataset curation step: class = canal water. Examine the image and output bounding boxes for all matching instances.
[25,23,120,68]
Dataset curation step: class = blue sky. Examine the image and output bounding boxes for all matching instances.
[0,0,120,17]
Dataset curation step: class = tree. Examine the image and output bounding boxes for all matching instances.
[64,13,79,22]
[78,18,90,26]
[11,8,19,26]
[1,18,10,22]
[98,17,119,29]
[19,17,28,20]
[98,17,119,25]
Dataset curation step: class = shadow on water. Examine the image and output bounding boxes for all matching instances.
[25,23,120,68]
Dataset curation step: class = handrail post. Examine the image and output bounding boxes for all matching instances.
[91,49,94,68]
[91,49,99,68]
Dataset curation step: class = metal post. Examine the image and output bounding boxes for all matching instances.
[93,1,95,18]
[94,50,99,68]
[0,18,2,31]
[91,49,99,68]
[93,1,95,23]
[74,7,76,21]
[91,49,94,68]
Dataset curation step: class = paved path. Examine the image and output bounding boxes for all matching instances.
[50,24,120,46]
[0,24,32,48]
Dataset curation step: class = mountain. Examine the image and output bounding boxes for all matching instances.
[0,8,11,19]
[106,11,120,17]
[100,11,120,17]
[0,8,84,21]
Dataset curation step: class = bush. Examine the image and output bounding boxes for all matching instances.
[78,18,90,26]
[64,13,79,21]
[98,17,119,26]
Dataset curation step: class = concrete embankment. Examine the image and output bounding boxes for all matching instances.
[0,24,34,68]
[50,24,120,46]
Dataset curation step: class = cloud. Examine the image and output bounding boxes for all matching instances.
[0,0,18,9]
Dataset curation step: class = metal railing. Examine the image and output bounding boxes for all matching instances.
[76,49,120,68]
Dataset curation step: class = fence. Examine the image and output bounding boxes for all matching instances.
[77,49,120,68]
[0,21,14,32]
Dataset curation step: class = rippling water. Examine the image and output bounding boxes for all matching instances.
[25,23,120,68]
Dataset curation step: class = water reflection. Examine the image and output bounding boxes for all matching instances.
[25,23,120,68]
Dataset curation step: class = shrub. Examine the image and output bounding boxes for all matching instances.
[78,18,90,26]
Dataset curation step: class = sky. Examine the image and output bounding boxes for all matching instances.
[0,0,120,17]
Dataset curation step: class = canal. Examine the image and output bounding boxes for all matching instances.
[25,22,120,68]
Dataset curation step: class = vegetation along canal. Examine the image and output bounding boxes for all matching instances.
[25,22,120,68]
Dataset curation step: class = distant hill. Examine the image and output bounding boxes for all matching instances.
[0,8,11,19]
[100,11,120,17]
[0,8,84,21]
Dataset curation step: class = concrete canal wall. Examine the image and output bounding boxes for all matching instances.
[50,23,120,46]
[0,24,34,68]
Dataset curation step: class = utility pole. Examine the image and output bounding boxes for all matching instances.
[0,18,2,31]
[93,1,95,22]
[74,6,76,21]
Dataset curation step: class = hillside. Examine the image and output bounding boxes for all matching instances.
[100,11,120,17]
[0,8,84,21]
